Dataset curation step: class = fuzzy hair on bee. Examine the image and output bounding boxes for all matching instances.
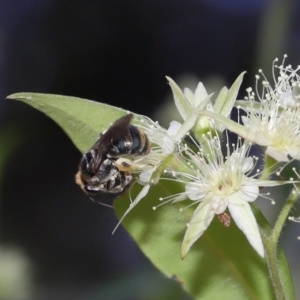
[75,113,151,201]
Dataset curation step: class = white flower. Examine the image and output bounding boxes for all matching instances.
[133,116,188,182]
[199,56,300,162]
[167,72,245,134]
[158,134,292,258]
[236,55,300,110]
[238,57,300,161]
[240,101,300,162]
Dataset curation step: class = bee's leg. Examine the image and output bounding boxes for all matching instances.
[115,157,147,172]
[89,196,113,208]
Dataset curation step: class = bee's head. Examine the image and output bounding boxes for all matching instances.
[76,152,120,195]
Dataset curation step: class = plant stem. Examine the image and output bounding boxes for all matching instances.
[262,186,299,300]
[263,234,286,300]
[260,154,277,181]
[272,187,298,244]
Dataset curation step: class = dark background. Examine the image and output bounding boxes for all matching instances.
[0,1,300,299]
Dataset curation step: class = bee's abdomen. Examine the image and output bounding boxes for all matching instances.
[128,125,150,155]
[110,125,150,156]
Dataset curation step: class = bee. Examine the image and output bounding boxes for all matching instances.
[75,114,151,201]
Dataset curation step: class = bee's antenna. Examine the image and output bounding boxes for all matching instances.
[89,196,113,209]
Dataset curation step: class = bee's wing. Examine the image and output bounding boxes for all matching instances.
[88,114,134,166]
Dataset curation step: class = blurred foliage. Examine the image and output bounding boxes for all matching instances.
[0,246,32,300]
[0,124,22,191]
[0,123,33,300]
[254,0,296,78]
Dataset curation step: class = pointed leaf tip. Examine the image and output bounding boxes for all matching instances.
[6,93,18,99]
[7,93,33,101]
[6,92,127,153]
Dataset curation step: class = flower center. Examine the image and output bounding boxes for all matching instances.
[213,170,241,196]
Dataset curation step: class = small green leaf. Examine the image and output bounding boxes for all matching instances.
[7,93,127,153]
[115,181,277,300]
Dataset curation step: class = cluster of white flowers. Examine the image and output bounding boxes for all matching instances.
[117,55,299,258]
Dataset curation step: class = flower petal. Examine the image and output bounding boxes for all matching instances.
[266,146,289,162]
[241,157,254,173]
[183,88,194,107]
[166,76,192,121]
[194,82,208,107]
[163,121,182,153]
[139,168,154,183]
[254,179,294,186]
[181,200,214,258]
[185,182,206,200]
[112,184,151,234]
[213,86,228,114]
[238,183,259,202]
[228,195,264,257]
[174,112,198,141]
[167,120,182,136]
[210,195,228,214]
[215,72,245,117]
[162,135,175,154]
[287,147,300,160]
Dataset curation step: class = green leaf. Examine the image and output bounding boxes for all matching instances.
[115,181,277,300]
[7,93,127,153]
[8,92,293,299]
